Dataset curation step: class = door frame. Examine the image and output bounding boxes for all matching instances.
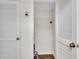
[17,0,21,59]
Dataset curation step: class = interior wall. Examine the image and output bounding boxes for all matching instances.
[34,1,55,54]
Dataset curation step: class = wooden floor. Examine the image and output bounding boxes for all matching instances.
[34,54,55,59]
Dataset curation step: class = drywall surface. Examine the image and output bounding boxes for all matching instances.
[34,1,55,54]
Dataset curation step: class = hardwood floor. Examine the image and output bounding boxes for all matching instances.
[34,54,55,59]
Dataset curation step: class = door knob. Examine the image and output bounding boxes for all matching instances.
[25,13,28,16]
[25,12,29,16]
[69,43,75,48]
[16,37,20,40]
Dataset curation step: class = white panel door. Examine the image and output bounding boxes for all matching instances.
[0,0,21,59]
[56,0,76,59]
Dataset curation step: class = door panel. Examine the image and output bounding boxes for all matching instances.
[0,40,17,59]
[0,0,20,59]
[0,3,17,38]
[58,38,72,59]
[58,0,72,40]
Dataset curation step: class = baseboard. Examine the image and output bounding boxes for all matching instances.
[38,51,55,55]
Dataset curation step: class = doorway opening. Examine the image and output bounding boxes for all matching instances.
[33,0,55,59]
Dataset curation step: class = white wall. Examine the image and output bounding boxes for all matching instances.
[34,1,55,54]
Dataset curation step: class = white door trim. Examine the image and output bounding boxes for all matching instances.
[17,1,21,59]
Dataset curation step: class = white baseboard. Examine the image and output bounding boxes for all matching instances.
[38,51,55,55]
